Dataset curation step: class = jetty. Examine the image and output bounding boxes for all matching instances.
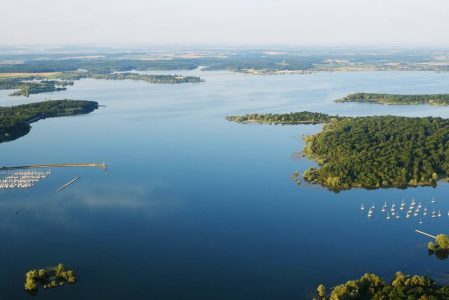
[415,230,437,239]
[57,176,80,192]
[0,163,108,172]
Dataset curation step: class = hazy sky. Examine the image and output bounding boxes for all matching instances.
[1,0,449,46]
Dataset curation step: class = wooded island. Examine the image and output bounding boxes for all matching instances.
[336,92,449,105]
[227,112,449,190]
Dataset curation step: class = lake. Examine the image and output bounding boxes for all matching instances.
[2,70,449,299]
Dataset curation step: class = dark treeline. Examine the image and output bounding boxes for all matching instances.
[336,92,449,105]
[0,72,202,97]
[0,56,317,74]
[60,72,203,84]
[0,59,200,73]
[304,116,449,190]
[0,100,98,143]
[226,111,337,124]
[316,272,449,299]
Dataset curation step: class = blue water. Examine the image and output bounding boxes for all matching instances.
[2,71,449,299]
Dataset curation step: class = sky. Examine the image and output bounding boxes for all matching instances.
[1,0,449,46]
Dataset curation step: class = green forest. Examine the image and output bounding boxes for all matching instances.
[0,100,98,143]
[336,92,449,105]
[303,115,449,190]
[227,111,449,190]
[225,111,337,124]
[316,272,449,299]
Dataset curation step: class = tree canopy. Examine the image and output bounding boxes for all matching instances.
[0,100,98,143]
[317,272,449,299]
[303,115,449,190]
[336,93,449,106]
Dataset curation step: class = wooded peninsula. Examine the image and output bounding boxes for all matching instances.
[0,100,98,143]
[336,93,449,105]
[226,112,449,190]
[0,72,202,97]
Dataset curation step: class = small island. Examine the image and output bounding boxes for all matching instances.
[225,111,337,125]
[0,76,74,97]
[227,112,449,190]
[315,272,449,299]
[336,92,449,105]
[25,263,76,292]
[0,99,98,143]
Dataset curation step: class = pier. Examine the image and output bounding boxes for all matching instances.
[0,163,108,172]
[415,230,437,239]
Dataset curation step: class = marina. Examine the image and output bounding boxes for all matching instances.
[0,170,51,189]
[361,197,448,224]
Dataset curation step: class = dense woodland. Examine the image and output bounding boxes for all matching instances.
[0,100,98,143]
[336,93,449,105]
[226,111,337,124]
[316,272,449,299]
[303,116,449,190]
[227,111,449,190]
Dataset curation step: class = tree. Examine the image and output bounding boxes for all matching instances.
[317,284,326,298]
[436,234,449,249]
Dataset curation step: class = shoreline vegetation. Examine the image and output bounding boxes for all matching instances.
[226,112,449,191]
[225,111,338,125]
[0,72,202,97]
[315,272,449,299]
[0,100,98,143]
[336,92,449,106]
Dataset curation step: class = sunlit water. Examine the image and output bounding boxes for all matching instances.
[2,70,449,299]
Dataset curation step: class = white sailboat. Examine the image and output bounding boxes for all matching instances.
[361,203,365,210]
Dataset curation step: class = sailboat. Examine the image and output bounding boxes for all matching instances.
[400,199,405,210]
[395,214,400,219]
[419,219,423,224]
[361,203,365,210]
[386,212,391,220]
[438,210,442,217]
[431,196,436,204]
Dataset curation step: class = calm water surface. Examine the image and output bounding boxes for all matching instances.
[2,71,449,299]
